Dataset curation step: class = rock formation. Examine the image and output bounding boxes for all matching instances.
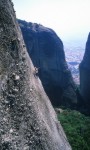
[79,33,90,113]
[18,19,77,107]
[0,0,71,149]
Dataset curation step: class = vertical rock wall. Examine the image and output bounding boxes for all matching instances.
[18,19,77,107]
[79,33,90,113]
[0,0,71,149]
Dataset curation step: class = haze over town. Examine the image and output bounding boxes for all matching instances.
[13,0,90,83]
[13,0,90,47]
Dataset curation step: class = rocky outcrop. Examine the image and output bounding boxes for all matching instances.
[18,19,77,107]
[79,33,90,113]
[0,0,71,149]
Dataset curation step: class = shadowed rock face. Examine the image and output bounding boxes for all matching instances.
[18,19,77,107]
[0,0,71,149]
[79,33,90,112]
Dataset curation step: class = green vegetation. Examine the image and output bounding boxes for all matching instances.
[57,109,90,150]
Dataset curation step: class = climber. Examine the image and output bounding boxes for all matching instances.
[34,67,39,77]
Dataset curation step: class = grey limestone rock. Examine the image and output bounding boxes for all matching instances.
[0,0,71,149]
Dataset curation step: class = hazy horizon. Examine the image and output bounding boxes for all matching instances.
[13,0,90,48]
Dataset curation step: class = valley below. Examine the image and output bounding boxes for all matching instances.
[0,0,90,149]
[65,46,84,84]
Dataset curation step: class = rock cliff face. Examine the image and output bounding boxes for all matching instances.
[79,33,90,113]
[18,19,77,107]
[0,0,71,149]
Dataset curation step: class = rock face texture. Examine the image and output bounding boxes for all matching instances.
[79,33,90,113]
[0,0,71,149]
[18,19,77,107]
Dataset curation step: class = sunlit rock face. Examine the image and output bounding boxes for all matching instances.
[79,33,90,112]
[18,19,77,107]
[0,0,72,149]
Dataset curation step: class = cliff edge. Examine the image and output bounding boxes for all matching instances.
[79,33,90,114]
[0,0,71,149]
[18,19,77,107]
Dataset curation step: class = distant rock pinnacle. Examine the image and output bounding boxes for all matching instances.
[18,19,77,107]
[79,33,90,114]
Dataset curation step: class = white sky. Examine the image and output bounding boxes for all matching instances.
[13,0,90,47]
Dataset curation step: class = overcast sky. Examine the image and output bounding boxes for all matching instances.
[13,0,90,47]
